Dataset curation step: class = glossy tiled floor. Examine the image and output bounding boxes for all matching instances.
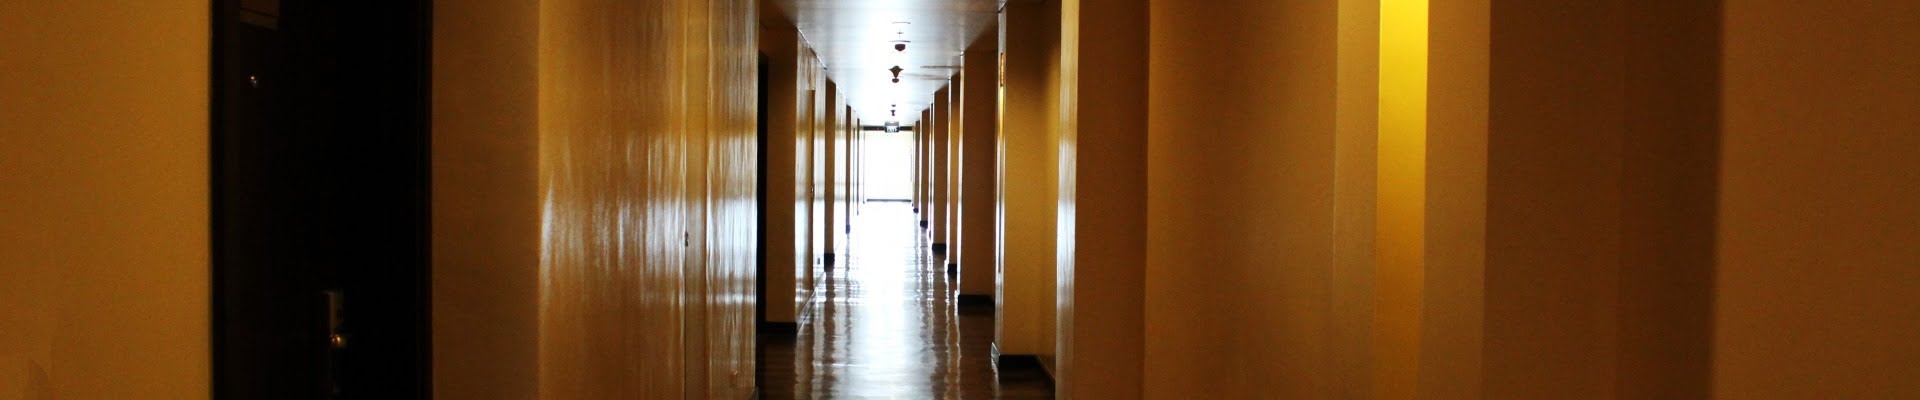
[761,202,1053,399]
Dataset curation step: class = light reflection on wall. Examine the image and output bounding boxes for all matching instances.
[1375,0,1428,398]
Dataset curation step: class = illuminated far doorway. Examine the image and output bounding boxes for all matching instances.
[862,124,917,202]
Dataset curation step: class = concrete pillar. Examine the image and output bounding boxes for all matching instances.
[946,77,966,272]
[911,116,918,209]
[995,0,1061,365]
[923,110,934,227]
[813,63,826,283]
[1055,0,1148,397]
[927,111,935,220]
[926,107,936,233]
[796,55,819,302]
[840,106,853,237]
[930,88,953,253]
[821,81,839,266]
[958,30,999,298]
[757,19,802,326]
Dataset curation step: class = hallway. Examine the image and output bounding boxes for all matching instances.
[4,0,1918,398]
[761,202,1051,399]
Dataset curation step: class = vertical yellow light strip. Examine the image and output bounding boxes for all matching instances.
[1375,0,1427,398]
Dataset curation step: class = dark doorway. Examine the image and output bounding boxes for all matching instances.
[753,53,772,396]
[212,0,430,398]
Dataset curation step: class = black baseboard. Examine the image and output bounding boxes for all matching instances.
[997,354,1048,373]
[930,243,946,254]
[759,321,798,336]
[823,253,835,266]
[995,353,1055,386]
[946,262,958,276]
[957,293,993,308]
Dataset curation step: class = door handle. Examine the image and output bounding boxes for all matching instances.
[323,290,346,397]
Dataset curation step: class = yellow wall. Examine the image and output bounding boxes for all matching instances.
[995,0,1062,362]
[534,0,758,397]
[432,0,541,398]
[1067,0,1916,398]
[959,32,1000,297]
[1479,0,1628,394]
[1145,0,1339,397]
[1331,0,1380,398]
[1138,0,1723,398]
[1421,1,1721,398]
[1418,0,1487,397]
[538,0,687,395]
[1058,0,1150,397]
[0,1,209,398]
[1716,1,1919,398]
[689,0,759,396]
[1617,1,1718,397]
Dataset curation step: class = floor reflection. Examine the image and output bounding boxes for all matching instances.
[762,202,1053,399]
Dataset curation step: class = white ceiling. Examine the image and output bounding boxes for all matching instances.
[771,0,1002,125]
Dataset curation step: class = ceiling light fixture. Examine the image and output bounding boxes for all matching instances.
[891,22,911,52]
[888,65,904,83]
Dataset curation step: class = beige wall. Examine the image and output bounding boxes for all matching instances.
[959,32,1000,297]
[0,1,209,398]
[1056,0,1150,397]
[995,0,1062,363]
[432,0,541,398]
[1716,1,1920,398]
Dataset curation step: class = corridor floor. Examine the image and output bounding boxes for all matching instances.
[761,202,1053,399]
